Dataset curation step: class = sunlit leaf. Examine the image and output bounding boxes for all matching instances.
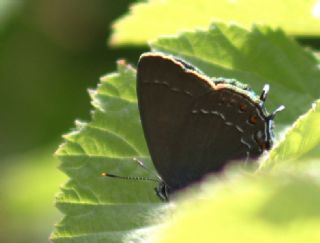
[261,100,320,169]
[111,0,320,45]
[51,61,162,243]
[150,171,320,243]
[53,24,320,242]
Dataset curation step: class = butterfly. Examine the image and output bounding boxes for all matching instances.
[136,52,284,201]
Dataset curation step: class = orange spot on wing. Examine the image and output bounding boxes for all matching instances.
[239,103,247,112]
[249,115,258,124]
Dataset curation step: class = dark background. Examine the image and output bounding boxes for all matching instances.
[0,0,146,242]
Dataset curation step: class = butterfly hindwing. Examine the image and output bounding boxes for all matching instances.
[137,52,271,194]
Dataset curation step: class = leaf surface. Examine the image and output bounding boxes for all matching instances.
[51,62,162,243]
[111,0,320,45]
[151,171,320,243]
[53,24,320,242]
[261,100,320,169]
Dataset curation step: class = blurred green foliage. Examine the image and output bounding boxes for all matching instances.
[0,147,66,243]
[0,0,146,243]
[111,0,320,45]
[1,0,319,242]
[153,166,320,243]
[0,0,146,157]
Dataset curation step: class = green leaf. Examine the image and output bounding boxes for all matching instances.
[261,100,320,169]
[151,23,320,125]
[51,62,162,243]
[150,171,320,243]
[53,24,320,242]
[111,0,320,45]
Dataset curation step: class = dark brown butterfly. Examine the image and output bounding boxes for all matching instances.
[136,52,284,201]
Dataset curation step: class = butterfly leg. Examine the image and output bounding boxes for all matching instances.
[155,181,169,201]
[133,158,163,181]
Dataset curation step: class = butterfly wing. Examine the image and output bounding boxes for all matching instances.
[137,53,269,193]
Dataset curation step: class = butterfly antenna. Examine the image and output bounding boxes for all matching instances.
[101,172,159,183]
[132,158,162,181]
[269,105,285,120]
[260,84,270,103]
